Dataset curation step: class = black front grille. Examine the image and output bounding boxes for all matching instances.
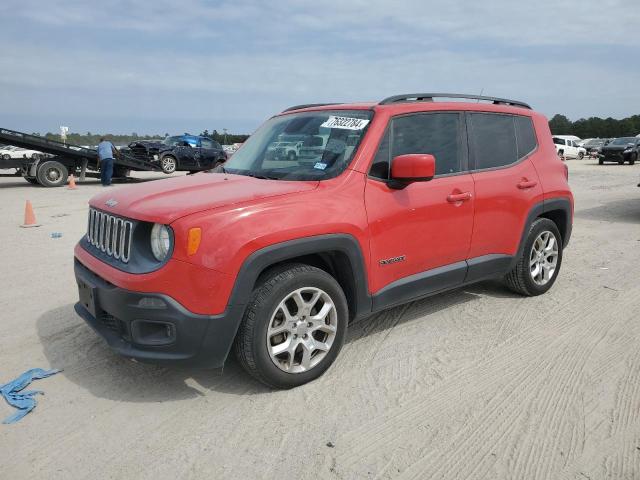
[129,145,152,160]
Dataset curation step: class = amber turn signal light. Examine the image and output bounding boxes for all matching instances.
[187,227,202,256]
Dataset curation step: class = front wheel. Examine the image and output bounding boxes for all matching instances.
[578,152,584,160]
[234,264,348,389]
[504,218,563,296]
[160,156,177,174]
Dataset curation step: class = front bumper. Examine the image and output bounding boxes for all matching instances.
[74,259,244,368]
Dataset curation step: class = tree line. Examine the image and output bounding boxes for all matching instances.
[32,130,250,146]
[549,114,640,139]
[27,114,640,147]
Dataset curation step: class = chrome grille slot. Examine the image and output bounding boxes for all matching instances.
[86,208,133,263]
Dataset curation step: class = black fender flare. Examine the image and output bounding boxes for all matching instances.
[512,197,573,268]
[227,234,372,316]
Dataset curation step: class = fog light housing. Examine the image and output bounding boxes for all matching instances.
[131,320,176,346]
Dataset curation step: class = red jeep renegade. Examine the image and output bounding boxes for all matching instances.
[74,93,573,388]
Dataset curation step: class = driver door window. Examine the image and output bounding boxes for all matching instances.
[369,112,464,179]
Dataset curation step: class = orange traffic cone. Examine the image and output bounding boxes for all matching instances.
[20,200,41,228]
[68,174,77,189]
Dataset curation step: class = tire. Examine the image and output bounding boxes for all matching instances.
[578,152,584,160]
[36,160,68,187]
[504,218,563,297]
[618,159,624,165]
[629,154,637,165]
[160,156,177,174]
[24,177,39,185]
[2,154,10,160]
[234,264,348,389]
[598,158,604,165]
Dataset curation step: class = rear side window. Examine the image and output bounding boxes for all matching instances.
[469,113,538,170]
[369,112,462,179]
[553,137,565,145]
[468,113,517,169]
[514,116,537,158]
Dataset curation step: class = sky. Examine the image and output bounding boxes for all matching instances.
[0,0,638,135]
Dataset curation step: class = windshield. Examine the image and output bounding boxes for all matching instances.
[163,136,183,146]
[610,137,636,145]
[224,110,373,180]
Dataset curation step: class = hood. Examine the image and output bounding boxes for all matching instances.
[129,140,168,150]
[90,173,319,223]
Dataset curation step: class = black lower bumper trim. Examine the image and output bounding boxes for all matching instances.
[74,259,244,368]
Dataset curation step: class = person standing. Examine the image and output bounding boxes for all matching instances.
[96,138,119,186]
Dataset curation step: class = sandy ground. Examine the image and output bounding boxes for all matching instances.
[1,162,639,480]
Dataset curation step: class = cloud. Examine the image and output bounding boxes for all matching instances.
[0,0,638,133]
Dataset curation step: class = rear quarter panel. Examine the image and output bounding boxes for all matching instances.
[531,113,573,204]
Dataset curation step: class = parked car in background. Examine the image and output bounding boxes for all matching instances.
[599,137,640,165]
[128,134,227,174]
[553,136,586,159]
[581,138,607,156]
[74,93,573,388]
[0,145,44,160]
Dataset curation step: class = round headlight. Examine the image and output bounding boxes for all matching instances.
[150,223,171,261]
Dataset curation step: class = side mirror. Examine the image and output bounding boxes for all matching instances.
[389,154,435,189]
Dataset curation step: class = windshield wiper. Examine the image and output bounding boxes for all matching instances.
[244,172,280,180]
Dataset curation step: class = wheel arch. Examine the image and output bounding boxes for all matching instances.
[515,198,572,267]
[229,234,372,323]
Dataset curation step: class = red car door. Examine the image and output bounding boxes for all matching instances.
[364,112,475,308]
[465,112,544,280]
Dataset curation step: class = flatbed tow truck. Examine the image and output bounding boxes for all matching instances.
[0,127,162,187]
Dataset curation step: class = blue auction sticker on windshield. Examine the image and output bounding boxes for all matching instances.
[321,116,370,130]
[314,162,328,170]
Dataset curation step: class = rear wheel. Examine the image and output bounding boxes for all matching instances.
[598,158,604,165]
[234,264,348,389]
[36,160,68,187]
[618,159,624,165]
[160,155,177,174]
[505,218,563,296]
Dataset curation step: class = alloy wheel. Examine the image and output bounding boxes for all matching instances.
[529,231,559,286]
[162,157,177,173]
[266,287,338,373]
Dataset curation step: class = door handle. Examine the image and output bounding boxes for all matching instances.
[446,192,472,203]
[517,180,538,189]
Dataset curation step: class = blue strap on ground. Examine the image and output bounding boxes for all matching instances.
[1,368,61,424]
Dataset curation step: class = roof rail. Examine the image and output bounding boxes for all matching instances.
[282,103,342,113]
[378,93,531,109]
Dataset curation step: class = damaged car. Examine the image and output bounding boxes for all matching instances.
[128,134,227,174]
